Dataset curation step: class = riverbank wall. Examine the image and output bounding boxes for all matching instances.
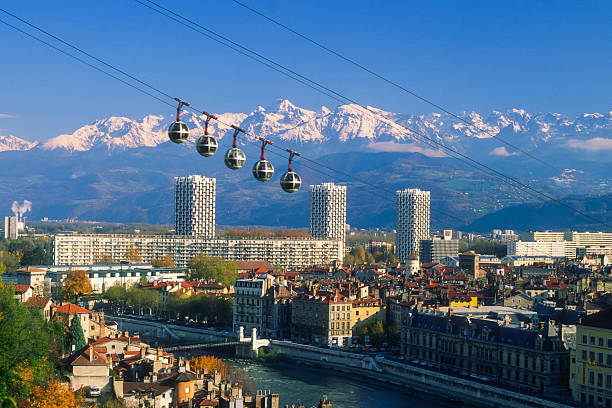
[268,340,574,408]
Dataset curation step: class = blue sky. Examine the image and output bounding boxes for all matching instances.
[0,0,611,142]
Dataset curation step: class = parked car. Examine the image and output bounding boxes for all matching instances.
[88,386,101,398]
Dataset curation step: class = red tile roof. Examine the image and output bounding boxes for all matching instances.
[54,303,91,314]
[12,284,32,294]
[24,296,52,308]
[68,346,108,366]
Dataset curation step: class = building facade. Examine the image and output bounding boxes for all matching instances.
[309,183,346,257]
[3,215,18,239]
[570,309,612,407]
[41,263,186,295]
[52,234,343,268]
[401,306,570,395]
[291,292,352,347]
[396,188,430,263]
[419,238,459,263]
[232,276,272,335]
[175,175,216,238]
[507,241,567,258]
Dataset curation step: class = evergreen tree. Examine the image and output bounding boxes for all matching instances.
[68,313,86,352]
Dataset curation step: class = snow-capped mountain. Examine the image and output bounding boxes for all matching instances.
[0,135,37,152]
[2,99,611,229]
[15,99,608,161]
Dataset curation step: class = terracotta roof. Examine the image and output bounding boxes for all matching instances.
[24,296,52,308]
[54,303,92,314]
[68,345,108,366]
[91,335,140,345]
[122,381,172,396]
[12,284,32,294]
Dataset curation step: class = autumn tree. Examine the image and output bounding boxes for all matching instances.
[190,355,228,380]
[67,313,87,352]
[26,380,82,408]
[150,256,175,267]
[62,270,92,299]
[124,246,143,263]
[187,254,237,285]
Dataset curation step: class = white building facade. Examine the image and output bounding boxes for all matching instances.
[175,175,216,238]
[396,188,430,263]
[507,241,567,257]
[309,182,346,257]
[52,234,342,268]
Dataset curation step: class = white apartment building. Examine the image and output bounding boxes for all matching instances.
[507,241,566,257]
[396,188,430,263]
[51,234,342,268]
[309,183,346,256]
[232,275,273,334]
[175,175,216,238]
[524,231,612,258]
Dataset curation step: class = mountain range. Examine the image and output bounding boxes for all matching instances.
[1,99,611,231]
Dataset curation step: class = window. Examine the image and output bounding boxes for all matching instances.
[591,336,596,345]
[599,337,605,347]
[591,351,596,362]
[607,375,611,389]
[583,335,588,344]
[608,338,612,348]
[607,354,612,366]
[598,373,603,387]
[600,353,604,364]
[589,371,595,385]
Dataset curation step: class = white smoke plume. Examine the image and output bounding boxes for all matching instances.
[11,200,32,219]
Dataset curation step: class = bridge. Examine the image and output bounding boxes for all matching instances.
[164,327,270,358]
[164,341,242,352]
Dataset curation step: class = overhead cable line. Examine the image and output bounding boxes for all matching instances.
[0,10,462,228]
[228,0,570,176]
[132,0,611,229]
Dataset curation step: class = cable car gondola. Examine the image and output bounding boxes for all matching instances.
[252,138,274,182]
[168,98,190,144]
[280,149,301,193]
[224,125,247,170]
[196,111,218,157]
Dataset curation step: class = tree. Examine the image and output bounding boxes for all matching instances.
[62,270,92,299]
[124,246,142,263]
[187,254,237,285]
[190,355,228,380]
[0,397,17,408]
[68,313,87,352]
[0,285,56,402]
[150,256,174,267]
[355,318,385,347]
[26,380,82,408]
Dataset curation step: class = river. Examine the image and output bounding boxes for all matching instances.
[228,360,467,408]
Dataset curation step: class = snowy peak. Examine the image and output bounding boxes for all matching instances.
[5,101,612,157]
[41,115,168,152]
[0,135,38,152]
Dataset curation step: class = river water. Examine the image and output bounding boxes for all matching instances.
[229,360,466,408]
